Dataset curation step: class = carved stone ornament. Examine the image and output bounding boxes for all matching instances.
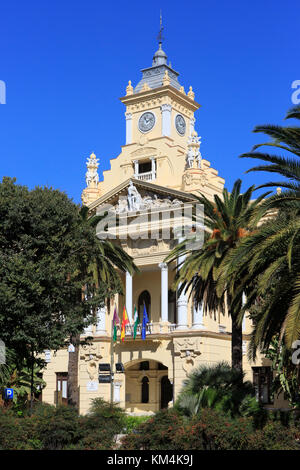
[80,343,103,362]
[85,152,100,187]
[111,184,183,214]
[185,131,202,169]
[174,337,201,359]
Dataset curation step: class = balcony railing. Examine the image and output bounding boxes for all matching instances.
[117,322,177,338]
[135,171,155,182]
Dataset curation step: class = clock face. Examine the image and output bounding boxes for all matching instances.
[138,112,155,133]
[175,114,186,135]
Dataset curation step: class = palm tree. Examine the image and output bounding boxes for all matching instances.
[67,206,138,408]
[226,104,300,354]
[176,362,253,418]
[165,180,269,372]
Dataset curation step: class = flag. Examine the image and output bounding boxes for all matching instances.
[112,306,119,342]
[120,306,130,342]
[133,305,140,339]
[141,303,149,340]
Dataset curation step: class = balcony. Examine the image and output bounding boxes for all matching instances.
[122,322,177,337]
[135,171,155,182]
[133,158,156,182]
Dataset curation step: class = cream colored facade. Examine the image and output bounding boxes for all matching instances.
[42,42,275,415]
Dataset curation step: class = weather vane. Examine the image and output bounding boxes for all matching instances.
[157,10,164,45]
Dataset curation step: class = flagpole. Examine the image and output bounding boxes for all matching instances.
[110,317,114,406]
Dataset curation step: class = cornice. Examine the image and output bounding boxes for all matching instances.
[120,85,200,113]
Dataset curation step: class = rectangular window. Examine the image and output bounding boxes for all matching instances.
[56,372,68,405]
[252,366,273,404]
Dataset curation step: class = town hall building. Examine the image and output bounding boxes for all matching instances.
[42,37,274,415]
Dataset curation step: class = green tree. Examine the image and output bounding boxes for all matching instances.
[0,178,136,409]
[225,105,300,356]
[165,179,269,371]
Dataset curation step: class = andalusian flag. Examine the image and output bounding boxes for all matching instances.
[112,306,119,342]
[120,306,130,342]
[141,303,149,340]
[133,305,140,339]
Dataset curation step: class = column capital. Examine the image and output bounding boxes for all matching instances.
[161,103,172,112]
[125,112,132,120]
[159,262,168,271]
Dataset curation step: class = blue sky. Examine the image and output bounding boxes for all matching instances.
[0,0,298,204]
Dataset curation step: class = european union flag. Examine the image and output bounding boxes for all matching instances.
[141,303,149,340]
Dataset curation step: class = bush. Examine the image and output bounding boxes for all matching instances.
[34,404,81,450]
[0,408,41,450]
[120,409,186,450]
[121,407,300,451]
[123,415,151,433]
[74,398,126,450]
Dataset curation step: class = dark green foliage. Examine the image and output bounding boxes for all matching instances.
[121,407,300,450]
[0,408,41,450]
[0,398,127,450]
[233,104,300,350]
[166,179,270,371]
[120,409,186,450]
[34,404,81,450]
[76,398,126,450]
[175,362,254,418]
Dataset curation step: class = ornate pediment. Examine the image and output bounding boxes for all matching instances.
[110,181,184,214]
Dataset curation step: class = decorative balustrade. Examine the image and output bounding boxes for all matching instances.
[135,171,155,182]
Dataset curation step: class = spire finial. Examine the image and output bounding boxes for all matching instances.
[157,10,164,47]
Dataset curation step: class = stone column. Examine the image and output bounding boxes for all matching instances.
[159,263,168,322]
[96,306,106,334]
[133,159,139,177]
[125,112,132,145]
[176,239,188,330]
[161,104,172,137]
[190,117,195,136]
[150,157,156,180]
[114,382,121,403]
[192,301,204,329]
[126,271,133,322]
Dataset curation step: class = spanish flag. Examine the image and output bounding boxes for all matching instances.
[120,306,130,342]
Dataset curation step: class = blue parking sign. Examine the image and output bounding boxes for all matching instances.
[4,388,13,399]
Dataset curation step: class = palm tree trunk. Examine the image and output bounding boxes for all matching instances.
[231,314,243,373]
[67,334,80,408]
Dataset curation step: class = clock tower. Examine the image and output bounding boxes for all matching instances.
[120,41,200,146]
[82,25,224,204]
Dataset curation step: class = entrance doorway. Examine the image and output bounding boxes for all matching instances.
[160,376,173,409]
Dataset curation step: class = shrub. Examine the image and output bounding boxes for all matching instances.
[120,409,186,450]
[0,408,40,450]
[75,398,126,450]
[123,415,151,433]
[239,395,268,428]
[34,404,81,450]
[121,407,300,451]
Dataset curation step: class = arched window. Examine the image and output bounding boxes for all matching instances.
[168,289,177,324]
[141,376,149,403]
[138,290,151,321]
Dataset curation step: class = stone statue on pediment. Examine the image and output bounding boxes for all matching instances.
[128,181,143,211]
